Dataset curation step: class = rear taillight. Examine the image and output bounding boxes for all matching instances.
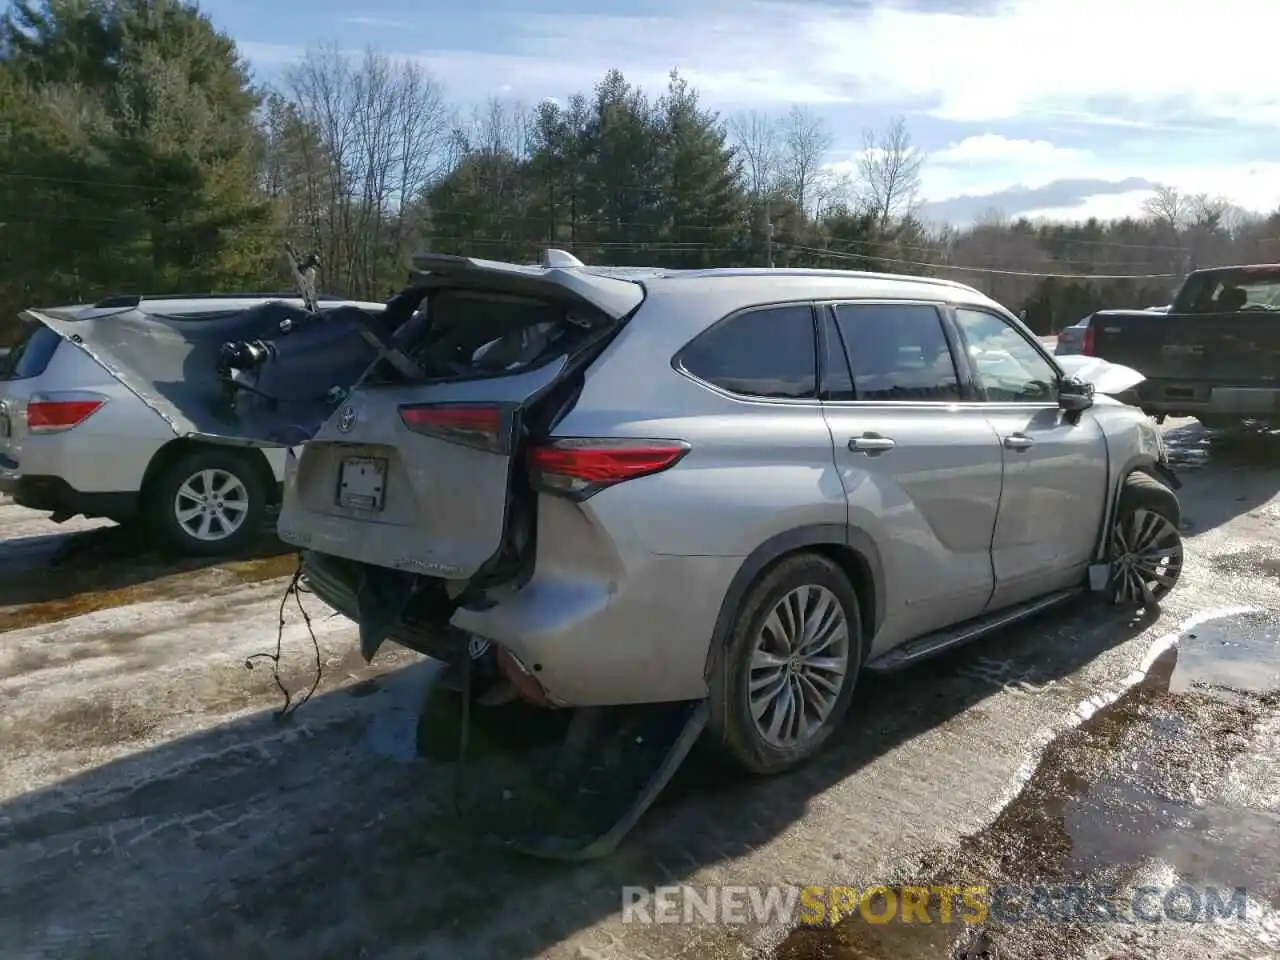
[27,392,108,433]
[397,403,510,453]
[1081,324,1095,356]
[527,438,690,500]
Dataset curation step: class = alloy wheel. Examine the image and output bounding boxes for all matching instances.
[173,468,251,542]
[748,584,851,748]
[1111,506,1183,606]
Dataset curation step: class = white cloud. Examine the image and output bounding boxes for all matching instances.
[1020,190,1159,224]
[1007,162,1280,222]
[237,41,305,67]
[231,1,1280,218]
[800,0,1280,126]
[930,135,1089,168]
[921,135,1096,198]
[1137,162,1280,215]
[237,0,1280,125]
[341,16,406,28]
[451,1,1280,126]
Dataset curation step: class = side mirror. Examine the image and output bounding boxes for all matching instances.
[1059,376,1095,412]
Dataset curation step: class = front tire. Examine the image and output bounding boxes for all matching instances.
[707,553,862,775]
[148,447,267,557]
[1109,472,1183,607]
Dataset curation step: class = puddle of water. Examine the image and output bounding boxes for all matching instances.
[772,613,1280,960]
[1058,613,1280,905]
[1164,423,1280,470]
[0,569,229,632]
[0,533,294,630]
[1173,612,1280,702]
[222,552,301,583]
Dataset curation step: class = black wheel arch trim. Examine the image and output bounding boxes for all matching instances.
[1094,454,1181,563]
[702,523,885,681]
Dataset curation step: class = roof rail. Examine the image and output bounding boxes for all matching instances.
[540,248,584,268]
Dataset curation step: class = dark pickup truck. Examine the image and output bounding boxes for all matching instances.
[1082,263,1280,429]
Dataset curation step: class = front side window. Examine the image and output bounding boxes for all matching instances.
[832,302,961,401]
[953,307,1059,403]
[679,304,817,399]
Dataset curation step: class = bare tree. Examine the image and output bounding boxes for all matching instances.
[385,59,450,275]
[1141,184,1189,235]
[779,106,832,215]
[810,167,856,221]
[1186,192,1236,231]
[279,44,450,297]
[857,116,923,231]
[727,110,780,197]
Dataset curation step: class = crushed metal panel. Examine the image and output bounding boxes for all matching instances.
[409,253,647,320]
[26,302,385,447]
[1056,354,1146,397]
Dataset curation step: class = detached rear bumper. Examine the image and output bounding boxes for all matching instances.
[299,550,472,663]
[0,457,137,519]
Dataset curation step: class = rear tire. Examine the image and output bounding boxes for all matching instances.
[707,553,862,775]
[147,447,267,557]
[1109,472,1183,607]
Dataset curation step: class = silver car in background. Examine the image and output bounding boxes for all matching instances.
[1055,316,1092,355]
[5,293,384,555]
[1056,305,1171,356]
[51,253,1186,775]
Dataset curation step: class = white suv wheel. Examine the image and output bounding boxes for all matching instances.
[174,468,251,542]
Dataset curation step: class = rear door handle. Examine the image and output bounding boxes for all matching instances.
[1003,433,1035,451]
[849,433,896,455]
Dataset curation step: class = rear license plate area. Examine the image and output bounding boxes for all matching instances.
[337,457,387,511]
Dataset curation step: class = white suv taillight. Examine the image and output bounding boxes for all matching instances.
[27,391,108,433]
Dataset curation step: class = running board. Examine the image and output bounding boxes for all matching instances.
[865,589,1082,673]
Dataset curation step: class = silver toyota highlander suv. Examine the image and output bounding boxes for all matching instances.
[50,251,1185,775]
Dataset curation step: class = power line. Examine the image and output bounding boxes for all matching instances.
[786,244,1179,280]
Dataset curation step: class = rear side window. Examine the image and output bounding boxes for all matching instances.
[4,323,62,381]
[679,304,817,399]
[832,303,961,401]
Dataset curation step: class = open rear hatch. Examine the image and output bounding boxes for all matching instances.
[21,298,399,448]
[274,256,648,586]
[25,254,647,593]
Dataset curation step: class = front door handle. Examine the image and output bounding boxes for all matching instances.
[1003,433,1035,451]
[849,433,896,455]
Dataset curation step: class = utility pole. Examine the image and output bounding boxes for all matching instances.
[764,203,775,268]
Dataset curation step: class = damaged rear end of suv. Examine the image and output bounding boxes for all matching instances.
[36,251,794,858]
[279,252,677,706]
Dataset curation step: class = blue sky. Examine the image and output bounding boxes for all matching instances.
[208,0,1280,224]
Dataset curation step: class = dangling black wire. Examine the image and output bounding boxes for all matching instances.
[244,552,324,722]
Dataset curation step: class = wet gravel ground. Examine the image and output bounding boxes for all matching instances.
[1,420,1279,960]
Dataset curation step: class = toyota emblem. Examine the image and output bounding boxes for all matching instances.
[336,404,357,433]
